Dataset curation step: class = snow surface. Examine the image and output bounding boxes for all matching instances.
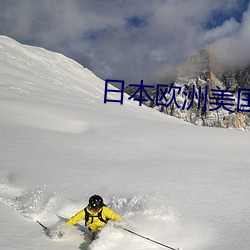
[0,35,250,250]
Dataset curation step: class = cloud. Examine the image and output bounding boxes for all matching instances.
[0,0,249,84]
[208,3,250,69]
[200,18,240,45]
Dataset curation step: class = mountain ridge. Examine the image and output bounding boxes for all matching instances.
[125,48,250,130]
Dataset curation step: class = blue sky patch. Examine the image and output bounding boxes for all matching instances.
[126,15,148,28]
[206,0,249,29]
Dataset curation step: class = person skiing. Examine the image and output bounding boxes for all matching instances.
[66,194,121,239]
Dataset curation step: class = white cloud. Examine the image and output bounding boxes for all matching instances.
[201,18,240,45]
[0,0,249,83]
[209,4,250,68]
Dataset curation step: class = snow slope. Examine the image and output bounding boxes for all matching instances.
[0,35,250,250]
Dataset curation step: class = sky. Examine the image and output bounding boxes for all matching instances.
[0,0,249,85]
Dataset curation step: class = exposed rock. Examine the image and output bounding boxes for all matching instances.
[124,48,250,130]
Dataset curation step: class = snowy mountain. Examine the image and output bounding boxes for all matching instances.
[125,49,250,130]
[0,36,250,250]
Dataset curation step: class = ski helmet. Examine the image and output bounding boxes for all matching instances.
[89,195,104,210]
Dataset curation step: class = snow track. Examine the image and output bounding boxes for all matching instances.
[0,181,209,250]
[0,180,64,221]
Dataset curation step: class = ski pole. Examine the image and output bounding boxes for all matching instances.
[37,220,48,231]
[122,227,180,250]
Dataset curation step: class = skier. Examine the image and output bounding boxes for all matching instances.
[66,194,121,239]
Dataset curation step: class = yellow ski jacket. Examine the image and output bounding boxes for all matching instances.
[67,206,121,233]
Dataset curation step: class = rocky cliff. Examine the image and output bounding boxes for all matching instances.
[125,49,250,130]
